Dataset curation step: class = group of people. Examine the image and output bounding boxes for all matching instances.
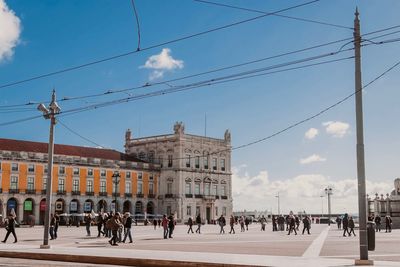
[369,214,393,233]
[336,214,393,235]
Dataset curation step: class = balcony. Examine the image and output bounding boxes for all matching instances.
[41,189,47,195]
[9,189,19,194]
[203,195,216,200]
[71,191,81,196]
[136,193,144,198]
[99,192,108,197]
[165,193,173,198]
[56,190,66,195]
[195,194,203,199]
[148,193,155,199]
[215,195,220,199]
[125,193,132,198]
[185,194,193,198]
[221,196,228,200]
[112,193,120,197]
[25,189,36,195]
[85,191,94,196]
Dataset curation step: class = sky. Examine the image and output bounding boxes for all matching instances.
[1,0,399,215]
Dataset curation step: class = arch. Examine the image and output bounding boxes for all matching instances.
[70,199,80,214]
[194,150,200,154]
[184,148,192,153]
[97,199,107,213]
[135,201,143,214]
[39,198,46,225]
[84,199,94,213]
[7,197,18,217]
[185,177,192,182]
[146,201,154,215]
[55,198,65,215]
[212,179,219,184]
[194,178,202,183]
[23,198,35,224]
[203,177,212,183]
[123,200,132,213]
[221,180,227,184]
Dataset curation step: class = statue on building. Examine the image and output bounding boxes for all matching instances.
[173,122,185,135]
[391,178,400,196]
[125,129,132,141]
[224,129,231,143]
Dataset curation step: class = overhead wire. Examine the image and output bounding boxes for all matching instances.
[0,0,320,90]
[58,119,106,148]
[130,0,141,51]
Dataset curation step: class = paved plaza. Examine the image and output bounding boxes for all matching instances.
[0,223,399,266]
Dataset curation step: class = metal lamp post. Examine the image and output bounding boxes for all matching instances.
[38,90,60,249]
[320,195,324,218]
[275,192,280,215]
[325,187,333,226]
[112,171,120,213]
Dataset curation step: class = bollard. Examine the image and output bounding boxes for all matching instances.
[367,221,375,251]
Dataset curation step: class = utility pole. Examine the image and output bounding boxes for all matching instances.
[325,187,332,225]
[354,8,369,263]
[275,192,280,215]
[38,90,60,249]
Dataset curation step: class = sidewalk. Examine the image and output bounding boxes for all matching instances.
[0,243,398,267]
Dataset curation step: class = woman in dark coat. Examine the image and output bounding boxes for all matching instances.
[2,215,17,243]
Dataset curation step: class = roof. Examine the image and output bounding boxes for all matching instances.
[0,138,143,162]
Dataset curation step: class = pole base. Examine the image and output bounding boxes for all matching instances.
[355,259,374,266]
[40,244,51,249]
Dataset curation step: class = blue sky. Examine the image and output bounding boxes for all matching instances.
[1,0,399,213]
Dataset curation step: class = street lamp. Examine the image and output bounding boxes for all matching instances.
[275,192,280,215]
[324,187,333,226]
[112,170,120,213]
[320,195,324,218]
[38,90,60,249]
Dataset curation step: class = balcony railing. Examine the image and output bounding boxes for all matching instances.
[148,193,155,199]
[165,193,173,198]
[85,192,94,196]
[9,189,19,194]
[56,190,66,195]
[136,193,144,198]
[41,189,46,195]
[25,189,36,194]
[221,195,228,200]
[203,195,216,200]
[185,193,193,198]
[215,195,220,199]
[71,191,81,196]
[99,192,108,197]
[194,194,203,198]
[125,193,132,198]
[112,192,120,197]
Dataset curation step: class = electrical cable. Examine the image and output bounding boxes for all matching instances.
[130,0,141,51]
[0,0,319,90]
[58,119,106,148]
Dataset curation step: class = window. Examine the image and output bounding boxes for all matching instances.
[196,206,200,216]
[73,179,79,192]
[215,207,218,216]
[168,155,173,167]
[149,183,154,194]
[28,164,35,173]
[112,182,118,194]
[149,173,154,180]
[73,168,80,175]
[138,152,145,160]
[148,151,155,163]
[43,177,47,190]
[158,156,163,168]
[100,169,106,177]
[137,182,143,194]
[58,178,65,191]
[195,183,200,195]
[44,165,48,174]
[221,185,227,196]
[59,166,65,175]
[167,206,172,216]
[187,206,192,216]
[27,177,34,190]
[11,163,18,172]
[126,171,131,179]
[212,158,217,170]
[87,168,94,176]
[185,182,192,194]
[204,183,210,195]
[100,180,106,193]
[185,154,191,168]
[87,180,93,192]
[222,207,227,216]
[10,176,18,189]
[195,156,200,168]
[221,159,226,171]
[212,184,218,196]
[204,157,209,169]
[167,183,172,194]
[138,172,143,180]
[125,181,131,194]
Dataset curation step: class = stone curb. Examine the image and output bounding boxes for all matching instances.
[0,251,264,267]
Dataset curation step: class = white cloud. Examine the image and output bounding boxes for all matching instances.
[323,121,350,138]
[300,154,326,165]
[0,0,21,62]
[232,166,392,215]
[141,48,183,81]
[305,128,318,139]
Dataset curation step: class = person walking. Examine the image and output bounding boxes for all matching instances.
[272,215,277,232]
[2,215,17,243]
[239,216,245,232]
[53,214,60,239]
[374,215,381,232]
[168,214,175,238]
[195,214,202,234]
[342,213,350,237]
[122,212,133,243]
[108,212,123,246]
[97,213,105,237]
[348,216,356,236]
[385,215,392,233]
[187,217,194,234]
[153,218,157,230]
[259,215,267,231]
[49,213,56,240]
[336,216,342,229]
[218,215,226,234]
[162,215,169,239]
[229,215,236,234]
[84,214,92,236]
[302,216,311,235]
[287,215,297,235]
[244,217,249,231]
[295,216,300,231]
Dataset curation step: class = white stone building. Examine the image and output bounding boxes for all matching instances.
[124,122,233,223]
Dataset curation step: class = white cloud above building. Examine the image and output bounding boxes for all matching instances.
[0,0,21,62]
[305,128,319,139]
[141,48,183,80]
[322,121,350,138]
